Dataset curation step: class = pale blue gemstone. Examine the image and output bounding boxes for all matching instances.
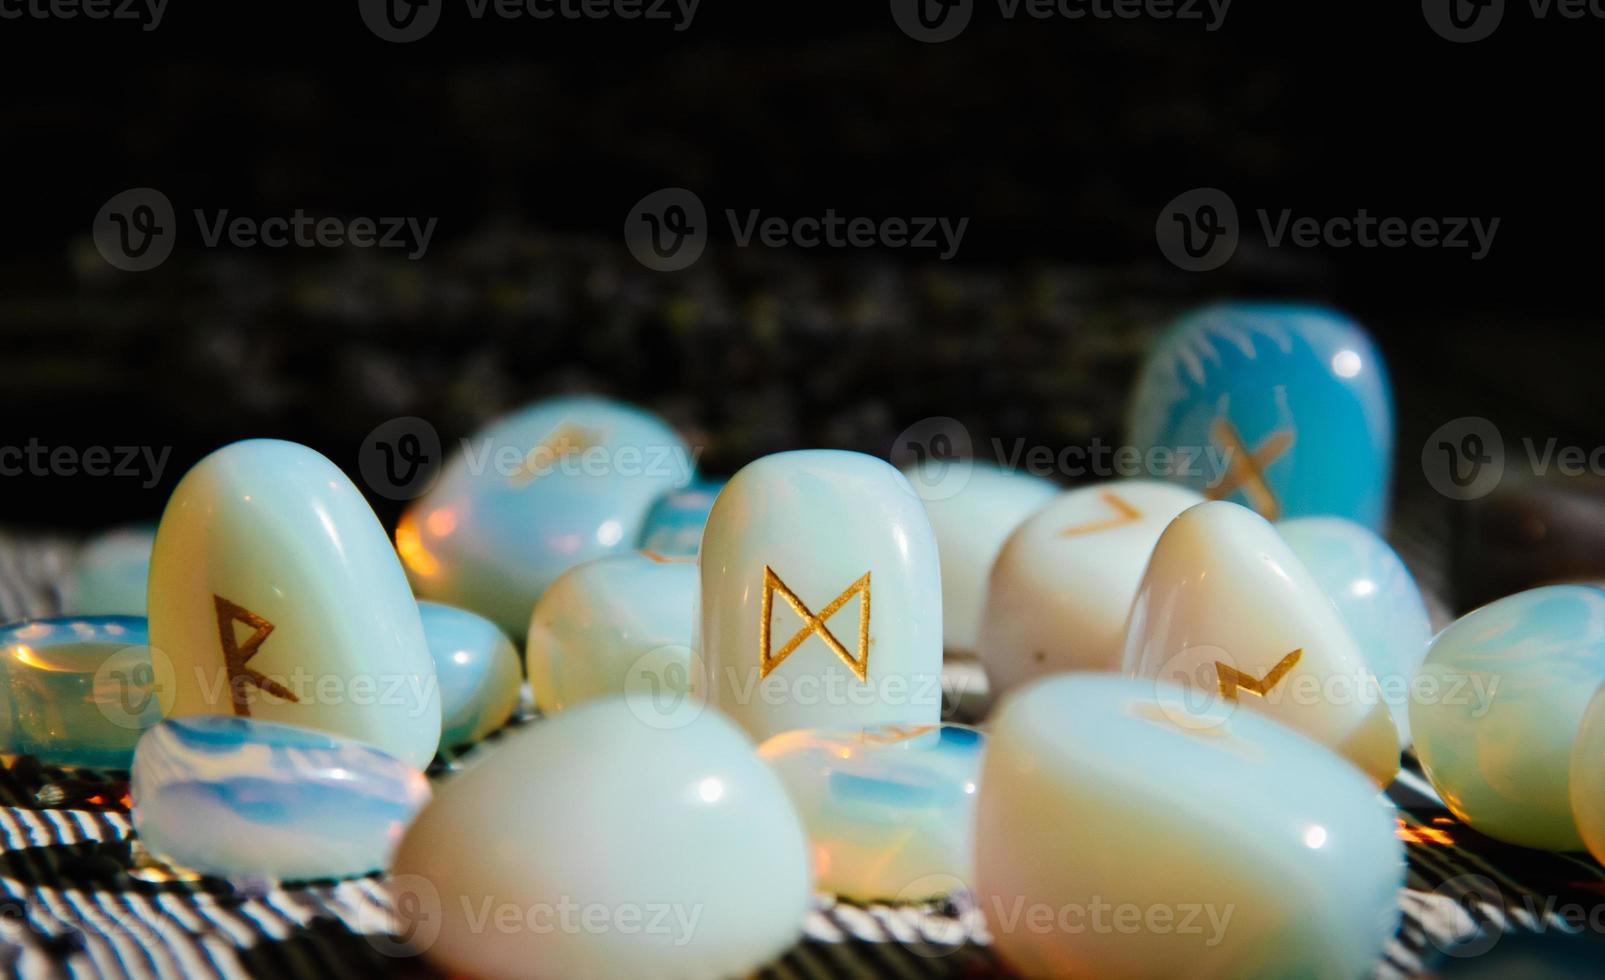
[67,525,155,617]
[1412,585,1605,850]
[977,674,1403,978]
[636,479,724,558]
[418,601,522,749]
[1128,304,1394,529]
[400,397,695,636]
[131,715,431,880]
[0,616,162,769]
[759,724,985,900]
[1279,516,1433,747]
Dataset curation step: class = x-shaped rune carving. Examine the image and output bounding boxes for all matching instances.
[1206,417,1295,521]
[509,422,602,488]
[759,567,872,682]
[1215,648,1302,702]
[214,596,299,717]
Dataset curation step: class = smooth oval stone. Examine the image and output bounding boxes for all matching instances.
[131,715,430,880]
[391,696,811,980]
[904,462,1058,655]
[1123,501,1400,786]
[701,451,943,742]
[398,396,694,637]
[525,552,696,716]
[1279,516,1433,748]
[977,674,1403,980]
[1451,475,1605,611]
[0,616,163,769]
[418,601,521,749]
[1571,684,1605,866]
[1412,585,1605,850]
[67,525,155,617]
[980,480,1204,692]
[1128,303,1394,530]
[758,723,984,901]
[149,439,440,769]
[636,479,724,559]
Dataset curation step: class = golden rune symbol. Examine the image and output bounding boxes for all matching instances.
[759,567,872,683]
[1060,491,1143,538]
[858,724,937,745]
[213,596,299,717]
[1215,648,1303,702]
[509,423,601,488]
[1206,417,1295,521]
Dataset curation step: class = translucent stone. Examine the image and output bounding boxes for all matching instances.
[759,723,984,901]
[636,479,724,559]
[418,601,522,749]
[131,715,430,880]
[66,525,155,617]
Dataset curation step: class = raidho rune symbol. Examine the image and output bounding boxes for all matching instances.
[759,567,872,682]
[214,596,299,716]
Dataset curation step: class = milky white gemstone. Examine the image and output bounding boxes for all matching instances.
[904,462,1058,655]
[148,439,440,769]
[700,451,943,742]
[132,715,430,880]
[1571,684,1605,865]
[1122,501,1399,785]
[976,674,1402,980]
[525,552,697,716]
[979,480,1204,692]
[637,480,724,559]
[1414,585,1605,850]
[418,601,522,749]
[1279,516,1433,747]
[398,397,693,637]
[759,723,984,901]
[390,697,811,980]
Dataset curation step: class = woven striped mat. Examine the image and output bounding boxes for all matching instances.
[2,530,1603,979]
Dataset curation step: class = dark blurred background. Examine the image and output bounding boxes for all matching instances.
[1,0,1600,534]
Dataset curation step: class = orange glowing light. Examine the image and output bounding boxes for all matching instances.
[425,507,458,537]
[396,514,441,578]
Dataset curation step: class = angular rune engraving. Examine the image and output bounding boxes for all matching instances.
[1206,417,1294,521]
[509,422,602,488]
[759,567,871,683]
[213,596,299,717]
[1215,648,1303,702]
[1060,491,1142,538]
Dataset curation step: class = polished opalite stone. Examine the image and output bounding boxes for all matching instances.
[148,439,440,769]
[66,525,155,617]
[980,480,1203,692]
[398,397,694,637]
[418,601,521,749]
[1413,585,1605,850]
[701,451,943,742]
[1128,303,1394,530]
[131,715,430,880]
[976,674,1403,980]
[636,479,724,559]
[903,462,1058,655]
[1571,685,1605,866]
[525,552,695,717]
[759,723,984,901]
[391,696,811,980]
[1123,501,1400,786]
[0,616,163,769]
[1280,516,1433,747]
